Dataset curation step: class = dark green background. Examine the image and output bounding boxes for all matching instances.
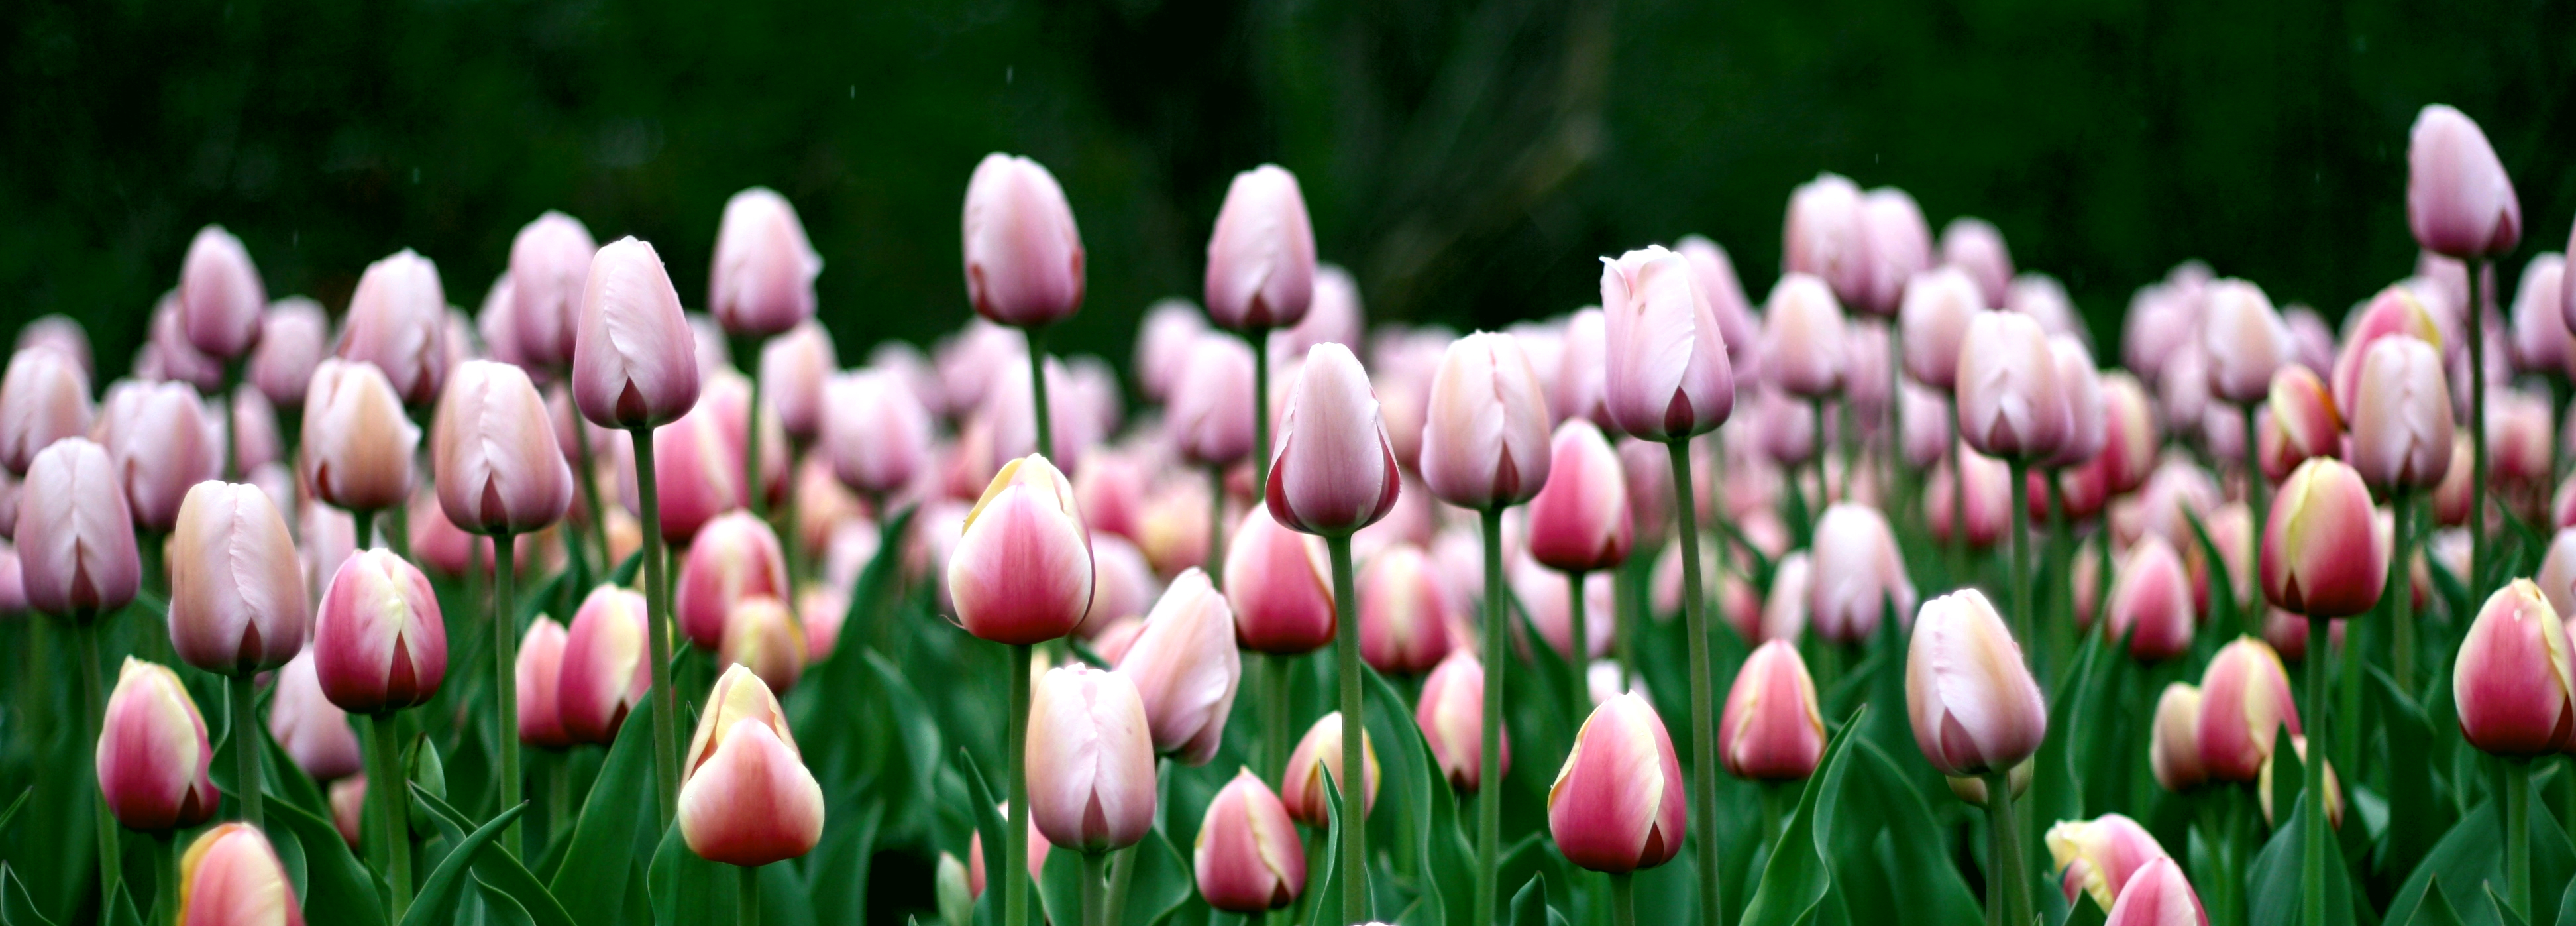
[6,0,2573,374]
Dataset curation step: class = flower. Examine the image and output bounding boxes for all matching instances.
[962,154,1086,327]
[1203,165,1316,332]
[95,658,219,831]
[949,455,1094,644]
[1026,664,1158,852]
[1905,589,2048,776]
[167,481,307,674]
[679,664,827,866]
[312,549,447,714]
[1547,692,1687,872]
[1719,640,1826,780]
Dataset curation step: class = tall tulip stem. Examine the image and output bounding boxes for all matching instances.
[739,863,762,926]
[2469,260,2489,595]
[1982,772,2031,926]
[150,833,177,926]
[2390,491,2416,697]
[2301,615,2328,926]
[1026,327,1055,461]
[2006,459,2033,653]
[1265,654,1292,787]
[494,532,522,858]
[1008,642,1034,926]
[2241,401,2267,540]
[1610,872,1637,926]
[231,671,264,829]
[1250,325,1272,491]
[1476,507,1507,926]
[79,622,119,908]
[2507,758,2532,918]
[367,712,413,921]
[1330,531,1368,926]
[573,423,612,573]
[1081,850,1109,926]
[1565,569,1590,727]
[1208,466,1230,591]
[351,508,376,556]
[738,335,769,520]
[631,428,681,824]
[1664,440,1723,926]
[1103,843,1137,926]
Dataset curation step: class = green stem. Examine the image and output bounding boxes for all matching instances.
[632,428,681,824]
[739,862,762,926]
[80,622,120,910]
[1251,326,1272,491]
[221,369,240,482]
[740,335,769,520]
[2301,616,2328,926]
[1081,850,1109,926]
[1566,569,1591,728]
[1666,440,1723,926]
[351,508,376,554]
[1009,642,1034,926]
[2391,491,2417,698]
[1103,844,1136,926]
[494,532,521,858]
[573,415,613,573]
[2470,260,2489,595]
[1265,653,1293,788]
[1611,872,1637,926]
[2508,759,2532,919]
[550,756,572,842]
[388,500,412,563]
[1758,783,1788,858]
[2241,401,2266,546]
[1330,532,1367,926]
[1477,508,1507,926]
[1026,327,1055,461]
[1983,771,2031,926]
[231,671,263,829]
[1208,465,1230,589]
[2007,459,2032,656]
[368,712,412,921]
[152,832,177,926]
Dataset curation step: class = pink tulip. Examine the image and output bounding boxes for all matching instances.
[1026,664,1157,851]
[1417,651,1507,791]
[1167,333,1258,467]
[1784,173,1872,308]
[1115,568,1242,764]
[517,617,572,748]
[92,379,221,532]
[1419,332,1554,510]
[1905,589,2048,776]
[2098,373,2160,494]
[1940,218,2014,308]
[1599,246,1735,441]
[433,359,576,535]
[2346,336,2455,492]
[680,664,826,866]
[1956,310,2066,461]
[1719,640,1826,780]
[337,249,449,406]
[759,320,837,441]
[1674,235,1762,373]
[2261,458,2388,618]
[2489,390,2555,495]
[1226,506,1336,654]
[15,314,90,380]
[2150,683,2206,791]
[1271,264,1365,369]
[2100,857,2206,926]
[313,549,446,714]
[1071,448,1146,544]
[15,438,139,618]
[949,454,1093,644]
[1525,420,1631,571]
[1356,544,1454,675]
[96,658,219,831]
[2104,536,2194,662]
[1762,274,1849,398]
[1519,561,1615,660]
[674,510,792,651]
[2408,105,2521,259]
[2198,280,2290,404]
[2259,366,2339,482]
[0,346,92,477]
[1551,308,1608,426]
[2432,436,2475,527]
[1900,380,1953,469]
[1901,267,1984,389]
[142,292,223,391]
[1201,164,1317,331]
[2045,814,2169,914]
[1858,188,1932,316]
[559,584,652,745]
[2512,255,2571,375]
[2044,338,2106,473]
[2454,579,2576,756]
[574,237,702,429]
[1281,711,1377,826]
[229,386,283,475]
[720,596,807,695]
[1081,535,1159,636]
[268,650,362,781]
[1924,442,2012,548]
[1265,343,1401,535]
[176,823,305,926]
[623,392,745,544]
[2195,636,2300,782]
[962,154,1086,327]
[506,211,598,369]
[1746,551,1811,644]
[166,482,306,673]
[301,359,419,512]
[984,355,1102,465]
[1194,768,1308,912]
[2331,284,2445,414]
[822,368,934,498]
[1809,502,1915,643]
[1548,691,1686,872]
[178,226,267,360]
[709,188,824,337]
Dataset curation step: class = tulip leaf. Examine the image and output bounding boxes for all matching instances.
[2491,882,2533,926]
[2403,878,2465,926]
[2181,508,2240,641]
[2245,792,2362,926]
[609,548,643,587]
[1364,667,1471,926]
[2555,874,2576,926]
[401,801,531,926]
[1738,705,1864,926]
[2387,789,2576,926]
[0,864,55,926]
[0,789,29,837]
[1119,827,1193,926]
[409,785,578,926]
[644,819,735,926]
[1849,739,1982,926]
[547,697,658,926]
[953,746,1014,926]
[2370,666,2443,880]
[478,871,543,926]
[1034,845,1083,926]
[264,795,390,926]
[1301,770,1350,926]
[1508,872,1570,926]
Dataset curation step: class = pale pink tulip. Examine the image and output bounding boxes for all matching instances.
[1547,692,1686,872]
[1270,264,1364,369]
[1265,343,1401,535]
[1026,664,1157,851]
[1281,712,1377,826]
[313,549,446,714]
[1115,568,1240,764]
[2104,536,2194,662]
[433,360,576,535]
[1859,187,1932,316]
[710,188,824,337]
[2045,814,2170,914]
[507,211,598,369]
[2198,280,2290,403]
[680,664,826,865]
[518,617,572,748]
[167,482,306,673]
[15,437,139,618]
[1168,333,1258,467]
[1809,502,1916,643]
[1226,506,1336,654]
[1599,246,1735,441]
[2346,335,2455,492]
[2261,459,2388,618]
[1417,651,1507,791]
[176,823,305,926]
[1784,173,1872,308]
[574,237,702,429]
[0,345,93,476]
[2149,683,2206,791]
[2101,857,2206,926]
[301,359,419,512]
[1719,640,1826,780]
[1901,267,1984,389]
[337,249,448,406]
[1674,235,1761,372]
[2512,255,2571,375]
[1134,299,1207,404]
[2196,636,2300,781]
[2408,105,2520,259]
[675,510,793,651]
[1203,165,1316,331]
[178,226,266,360]
[1762,274,1848,398]
[822,368,934,497]
[760,320,837,441]
[1419,332,1554,510]
[1905,589,2047,776]
[268,650,362,781]
[96,657,219,831]
[1193,769,1307,912]
[950,454,1093,644]
[93,379,221,532]
[963,154,1086,327]
[1955,310,2065,461]
[559,584,652,745]
[1939,217,2013,308]
[720,596,806,695]
[1356,544,1454,674]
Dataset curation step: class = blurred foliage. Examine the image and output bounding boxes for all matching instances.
[4,0,2573,373]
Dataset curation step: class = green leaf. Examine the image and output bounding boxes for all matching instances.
[265,797,390,926]
[547,698,658,926]
[2371,666,2445,880]
[400,801,531,926]
[2494,882,2534,926]
[2408,878,2467,926]
[2182,508,2241,640]
[2245,793,2361,926]
[0,864,55,926]
[1118,827,1194,926]
[645,819,732,926]
[1301,769,1350,926]
[955,748,1015,926]
[1849,740,1982,926]
[1509,872,1567,926]
[478,872,543,926]
[1739,706,1865,926]
[408,786,578,926]
[1362,667,1468,926]
[609,548,643,587]
[0,789,31,836]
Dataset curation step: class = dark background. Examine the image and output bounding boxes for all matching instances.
[6,0,2573,376]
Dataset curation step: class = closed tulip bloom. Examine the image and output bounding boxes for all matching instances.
[2512,256,2570,375]
[1417,652,1507,791]
[178,226,266,360]
[574,237,702,429]
[1548,692,1687,873]
[680,664,826,866]
[720,596,807,695]
[2194,636,2300,782]
[2408,105,2520,259]
[822,368,934,496]
[2198,280,2290,404]
[2104,536,2194,662]
[15,314,91,381]
[142,292,223,390]
[1808,502,1916,642]
[1116,569,1242,764]
[1672,236,1761,375]
[1784,173,1872,308]
[1281,712,1378,826]
[2330,285,2445,414]
[96,658,219,831]
[2261,458,2388,618]
[508,211,598,368]
[962,154,1086,327]
[2259,366,2339,482]
[1858,188,1932,316]
[1355,543,1453,673]
[1419,332,1554,509]
[2149,683,2206,791]
[673,510,791,650]
[517,617,572,748]
[2045,339,2107,471]
[300,359,419,512]
[759,321,837,441]
[1026,664,1158,852]
[1600,246,1735,441]
[1519,561,1614,659]
[1940,218,2014,307]
[2489,390,2555,494]
[1925,443,2012,548]
[1265,344,1402,534]
[558,584,652,744]
[16,438,139,617]
[312,549,446,714]
[1552,308,1609,425]
[92,379,221,531]
[2345,337,2455,492]
[1203,164,1316,331]
[1905,589,2048,776]
[709,188,824,337]
[626,392,747,543]
[1525,420,1631,571]
[1762,274,1849,397]
[1719,640,1826,780]
[1902,268,1984,389]
[1167,333,1258,467]
[1956,310,2066,461]
[433,360,576,534]
[1082,535,1159,636]
[176,823,304,926]
[167,482,306,673]
[268,650,362,781]
[2096,373,2160,494]
[0,346,93,475]
[1194,768,1307,912]
[1226,507,1336,653]
[2100,857,2206,926]
[2454,579,2576,756]
[336,249,448,406]
[2045,814,2169,914]
[1133,300,1207,404]
[950,454,1093,644]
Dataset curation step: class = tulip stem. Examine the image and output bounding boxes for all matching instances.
[739,863,762,926]
[1610,872,1637,926]
[1081,850,1109,926]
[1008,642,1034,926]
[1251,325,1272,492]
[2240,401,2266,546]
[2470,260,2489,596]
[351,508,376,555]
[1103,844,1136,926]
[79,622,120,910]
[1981,772,2030,926]
[388,500,413,563]
[1566,569,1590,728]
[2506,758,2532,919]
[1026,327,1055,461]
[1265,654,1293,788]
[150,831,176,926]
[367,712,413,921]
[631,428,682,825]
[550,755,572,841]
[1330,531,1368,926]
[1477,508,1507,926]
[230,671,264,829]
[1664,441,1723,926]
[2006,459,2033,658]
[2300,615,2327,926]
[494,532,522,859]
[1208,465,1230,591]
[2390,491,2416,697]
[573,422,612,575]
[740,334,769,520]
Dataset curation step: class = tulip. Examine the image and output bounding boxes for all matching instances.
[1115,568,1242,764]
[1955,310,2065,461]
[1901,267,1984,389]
[141,292,222,390]
[92,379,221,531]
[2149,683,2206,791]
[964,806,1055,896]
[1784,173,1872,308]
[1718,640,1825,780]
[2100,857,2206,926]
[559,584,652,745]
[2096,373,2160,494]
[1519,561,1615,660]
[822,368,934,498]
[2346,337,2455,492]
[337,249,449,407]
[260,651,362,785]
[720,596,807,695]
[15,437,140,618]
[2330,284,2445,410]
[1083,536,1161,636]
[1194,768,1308,912]
[1273,263,1365,365]
[1281,711,1379,826]
[508,211,598,369]
[517,617,572,748]
[680,664,826,866]
[1924,442,2012,548]
[2103,536,2194,662]
[2199,280,2290,404]
[2408,105,2521,259]
[2261,459,2389,618]
[230,386,283,476]
[674,510,793,651]
[2195,636,2300,782]
[1673,235,1762,373]
[2543,529,2576,620]
[1133,299,1206,404]
[2512,255,2571,376]
[1599,246,1735,441]
[2255,735,2342,830]
[434,359,576,534]
[2045,337,2106,471]
[759,321,836,442]
[2044,814,2169,914]
[1203,164,1316,331]
[312,549,446,713]
[1265,343,1403,535]
[574,237,703,429]
[1905,588,2048,776]
[1945,760,2034,808]
[1168,333,1259,467]
[1547,691,1687,872]
[1521,421,1629,573]
[167,481,306,673]
[1808,502,1915,644]
[1552,308,1609,425]
[176,823,305,926]
[709,188,823,337]
[1417,652,1507,791]
[301,359,419,513]
[1744,551,1812,644]
[962,154,1086,327]
[95,658,219,831]
[2259,366,2339,482]
[2454,580,2576,756]
[329,777,367,849]
[1225,506,1336,654]
[1940,218,2014,307]
[1762,274,1849,398]
[1419,332,1554,510]
[949,454,1093,644]
[1859,188,1931,316]
[176,229,268,363]
[1356,543,1456,674]
[0,345,92,475]
[1022,662,1159,856]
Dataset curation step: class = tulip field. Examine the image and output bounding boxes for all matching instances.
[3,100,2575,926]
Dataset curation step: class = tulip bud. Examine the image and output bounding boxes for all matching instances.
[2453,579,2576,756]
[1905,589,2048,776]
[2259,365,2339,482]
[719,596,806,695]
[758,320,836,442]
[508,211,598,369]
[258,650,363,783]
[822,367,934,498]
[434,360,576,535]
[1809,502,1915,644]
[2103,536,2194,662]
[942,450,1093,643]
[301,359,420,512]
[709,188,824,337]
[574,237,703,429]
[2149,683,2206,791]
[337,249,449,406]
[1026,664,1157,852]
[2096,373,2160,494]
[1599,246,1735,441]
[559,584,652,745]
[1265,344,1402,535]
[175,227,268,362]
[2198,280,2290,404]
[2195,636,2300,782]
[0,346,93,476]
[1762,274,1849,398]
[1083,535,1160,637]
[1132,300,1207,405]
[313,549,447,714]
[2100,856,2206,926]
[1418,332,1553,510]
[1955,310,2066,461]
[2346,337,2455,492]
[96,658,219,831]
[515,617,573,749]
[1417,652,1507,791]
[674,510,792,651]
[1784,174,1872,308]
[2045,337,2106,471]
[1194,768,1308,912]
[1226,507,1336,654]
[2512,255,2571,375]
[1548,691,1687,872]
[680,664,826,866]
[167,481,307,674]
[1939,218,2013,307]
[1280,711,1377,827]
[2408,105,2520,259]
[91,379,221,532]
[1858,188,1931,316]
[1203,165,1316,331]
[962,154,1086,327]
[1924,442,2012,549]
[1167,333,1258,467]
[1901,268,1984,390]
[176,823,305,926]
[2260,458,2389,618]
[1356,544,1456,674]
[1114,569,1241,764]
[1719,640,1826,780]
[1525,420,1633,572]
[2044,814,2169,914]
[15,437,140,618]
[2255,735,2341,830]
[1517,560,1613,660]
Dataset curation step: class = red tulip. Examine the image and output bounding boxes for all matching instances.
[95,658,219,831]
[709,188,824,337]
[1547,691,1686,873]
[2453,579,2576,756]
[962,154,1086,328]
[680,664,826,866]
[1203,165,1316,332]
